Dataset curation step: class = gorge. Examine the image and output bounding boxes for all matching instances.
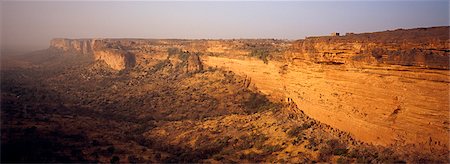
[2,26,448,163]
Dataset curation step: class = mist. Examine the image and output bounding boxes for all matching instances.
[1,1,448,54]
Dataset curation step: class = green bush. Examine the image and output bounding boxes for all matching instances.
[167,47,181,56]
[287,122,312,137]
[287,126,303,137]
[249,49,270,64]
[178,52,190,62]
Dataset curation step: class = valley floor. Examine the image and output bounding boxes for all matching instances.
[1,53,448,163]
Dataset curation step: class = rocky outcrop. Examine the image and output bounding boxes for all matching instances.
[93,49,136,71]
[161,50,204,74]
[90,40,137,71]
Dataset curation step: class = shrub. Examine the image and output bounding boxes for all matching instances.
[307,138,319,149]
[216,136,231,147]
[239,152,267,162]
[152,60,170,72]
[327,139,348,155]
[212,154,224,161]
[261,144,283,155]
[91,140,100,146]
[292,135,303,145]
[136,136,153,147]
[287,127,302,137]
[238,133,268,150]
[110,156,120,164]
[337,156,350,164]
[167,47,181,56]
[127,155,143,163]
[334,148,349,156]
[318,146,333,161]
[242,92,279,114]
[107,146,115,155]
[249,49,270,64]
[178,52,190,62]
[287,122,312,137]
[370,48,385,61]
[318,139,348,161]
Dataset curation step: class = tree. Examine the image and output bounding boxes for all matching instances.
[249,49,270,64]
[110,156,120,164]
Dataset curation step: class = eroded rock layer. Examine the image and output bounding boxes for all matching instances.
[289,26,449,69]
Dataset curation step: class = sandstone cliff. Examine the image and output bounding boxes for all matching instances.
[90,40,137,71]
[50,38,138,70]
[93,50,136,71]
[50,38,95,55]
[289,26,449,69]
[202,27,449,148]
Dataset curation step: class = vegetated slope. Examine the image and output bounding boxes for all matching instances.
[3,50,444,163]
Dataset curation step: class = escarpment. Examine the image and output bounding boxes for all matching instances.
[289,26,449,69]
[48,26,449,149]
[50,38,95,55]
[91,40,137,71]
[202,27,449,149]
[49,38,137,70]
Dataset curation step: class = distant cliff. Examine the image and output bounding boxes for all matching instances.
[289,26,449,69]
[50,38,137,70]
[49,27,449,70]
[50,38,95,55]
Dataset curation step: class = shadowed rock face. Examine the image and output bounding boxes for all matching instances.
[46,26,449,148]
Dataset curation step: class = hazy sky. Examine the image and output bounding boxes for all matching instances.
[1,1,449,51]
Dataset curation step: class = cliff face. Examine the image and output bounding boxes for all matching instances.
[48,26,449,149]
[203,55,449,147]
[50,39,137,70]
[90,40,137,71]
[201,27,449,148]
[50,38,95,55]
[93,50,136,70]
[290,26,449,69]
